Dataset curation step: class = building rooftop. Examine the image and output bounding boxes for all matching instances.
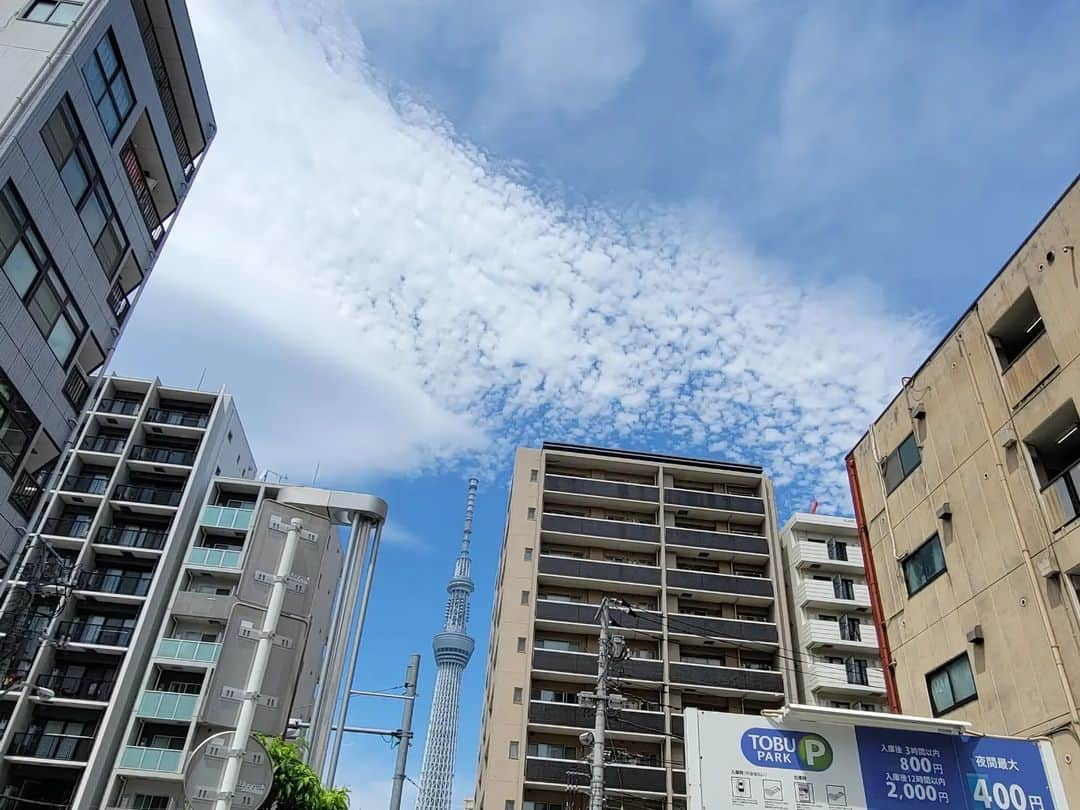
[540,441,763,474]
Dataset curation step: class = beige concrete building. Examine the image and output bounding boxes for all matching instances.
[473,443,796,810]
[847,175,1080,800]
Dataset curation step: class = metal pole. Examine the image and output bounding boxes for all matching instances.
[327,520,384,786]
[389,653,421,810]
[589,599,610,810]
[214,518,303,810]
[309,515,370,774]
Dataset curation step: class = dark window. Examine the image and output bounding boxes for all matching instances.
[82,30,134,142]
[988,290,1046,370]
[903,533,946,596]
[0,183,87,366]
[827,538,848,561]
[0,369,40,475]
[926,653,977,715]
[882,433,922,493]
[41,96,129,277]
[22,0,83,25]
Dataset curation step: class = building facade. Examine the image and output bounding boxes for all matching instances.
[474,443,796,810]
[778,512,887,711]
[0,0,215,563]
[0,374,253,808]
[848,175,1080,799]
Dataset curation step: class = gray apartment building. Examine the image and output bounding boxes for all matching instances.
[474,443,796,810]
[0,0,214,564]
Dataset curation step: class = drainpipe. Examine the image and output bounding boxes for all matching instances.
[846,454,902,713]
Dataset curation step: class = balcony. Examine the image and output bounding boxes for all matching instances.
[136,14,193,175]
[188,546,242,570]
[797,579,871,610]
[666,613,778,646]
[669,662,784,696]
[532,649,662,682]
[664,527,768,559]
[544,474,659,504]
[41,516,91,540]
[59,475,109,496]
[107,279,132,323]
[664,487,764,515]
[535,600,663,634]
[791,540,864,571]
[113,484,182,507]
[136,690,198,722]
[528,700,666,736]
[537,555,661,589]
[802,619,878,653]
[201,505,253,531]
[144,408,208,429]
[806,662,886,696]
[541,513,660,545]
[36,672,115,702]
[119,745,182,772]
[1001,330,1058,408]
[666,569,774,602]
[128,445,196,466]
[157,637,220,664]
[96,525,168,551]
[8,470,46,519]
[97,397,141,416]
[525,757,668,794]
[62,368,90,411]
[75,570,152,598]
[1043,460,1080,530]
[8,732,93,762]
[55,621,133,648]
[80,435,125,455]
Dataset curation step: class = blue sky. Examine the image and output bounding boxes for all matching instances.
[111,0,1080,806]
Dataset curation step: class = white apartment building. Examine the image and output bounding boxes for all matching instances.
[779,512,887,711]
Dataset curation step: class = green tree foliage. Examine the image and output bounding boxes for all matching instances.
[258,735,350,810]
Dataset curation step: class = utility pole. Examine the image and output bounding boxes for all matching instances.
[579,598,628,810]
[389,654,421,810]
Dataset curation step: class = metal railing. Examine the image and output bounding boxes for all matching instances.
[76,570,152,596]
[129,445,196,466]
[97,397,141,416]
[9,732,94,761]
[120,139,164,245]
[144,407,209,428]
[40,516,91,539]
[112,484,182,506]
[201,505,253,530]
[81,434,126,454]
[137,17,193,175]
[60,474,109,495]
[55,620,133,647]
[188,546,242,569]
[96,525,168,549]
[119,745,183,772]
[36,671,116,701]
[7,469,45,518]
[156,637,220,663]
[62,368,90,411]
[107,280,132,323]
[136,689,198,721]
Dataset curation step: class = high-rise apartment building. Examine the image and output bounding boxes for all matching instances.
[847,175,1080,798]
[778,512,887,712]
[474,443,796,810]
[0,0,215,563]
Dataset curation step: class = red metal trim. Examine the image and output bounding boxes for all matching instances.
[846,452,902,713]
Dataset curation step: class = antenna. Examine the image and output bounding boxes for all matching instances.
[460,477,478,554]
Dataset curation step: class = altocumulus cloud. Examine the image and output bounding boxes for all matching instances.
[129,0,936,510]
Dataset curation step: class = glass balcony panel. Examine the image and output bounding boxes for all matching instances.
[187,546,242,569]
[120,745,182,772]
[137,690,197,721]
[157,637,220,663]
[201,505,253,530]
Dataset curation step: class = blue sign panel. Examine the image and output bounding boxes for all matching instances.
[856,726,1056,810]
[740,727,836,771]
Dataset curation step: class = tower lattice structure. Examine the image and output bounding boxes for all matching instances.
[415,478,478,810]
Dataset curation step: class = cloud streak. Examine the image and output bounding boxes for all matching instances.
[123,0,937,511]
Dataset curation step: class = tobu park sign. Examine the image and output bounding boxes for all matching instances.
[684,708,1069,810]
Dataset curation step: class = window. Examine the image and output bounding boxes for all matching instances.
[23,0,83,25]
[529,468,538,482]
[988,289,1045,370]
[528,742,576,759]
[882,433,922,493]
[0,183,86,366]
[508,741,519,760]
[505,801,515,810]
[82,30,134,141]
[535,638,584,652]
[520,590,530,605]
[830,701,852,710]
[131,797,169,810]
[527,507,536,520]
[827,538,848,561]
[516,637,527,653]
[41,96,129,277]
[512,687,523,704]
[523,547,533,561]
[845,658,869,685]
[0,370,40,475]
[903,533,946,596]
[926,654,977,715]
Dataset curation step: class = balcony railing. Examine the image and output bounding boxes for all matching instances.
[56,620,133,647]
[669,661,784,695]
[107,280,131,323]
[188,546,242,569]
[664,487,765,515]
[62,369,90,411]
[129,445,196,466]
[113,484,182,506]
[664,526,769,556]
[803,619,874,648]
[525,757,668,794]
[8,469,46,518]
[60,474,109,495]
[792,539,864,569]
[98,397,141,416]
[807,661,886,693]
[1044,459,1080,530]
[120,745,182,772]
[9,732,93,762]
[96,525,168,550]
[157,637,220,663]
[667,612,779,644]
[81,435,126,454]
[201,505,253,530]
[535,600,663,634]
[531,649,662,682]
[544,474,659,503]
[36,671,116,701]
[120,140,164,245]
[41,516,92,539]
[537,554,661,586]
[136,690,198,721]
[76,570,152,597]
[529,700,665,735]
[541,513,660,544]
[666,569,774,598]
[144,407,209,428]
[137,17,194,175]
[797,579,871,607]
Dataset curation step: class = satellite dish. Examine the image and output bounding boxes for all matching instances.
[183,731,273,808]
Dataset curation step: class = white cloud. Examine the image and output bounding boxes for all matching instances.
[120,0,937,512]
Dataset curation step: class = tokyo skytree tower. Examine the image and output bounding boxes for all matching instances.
[415,478,479,810]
